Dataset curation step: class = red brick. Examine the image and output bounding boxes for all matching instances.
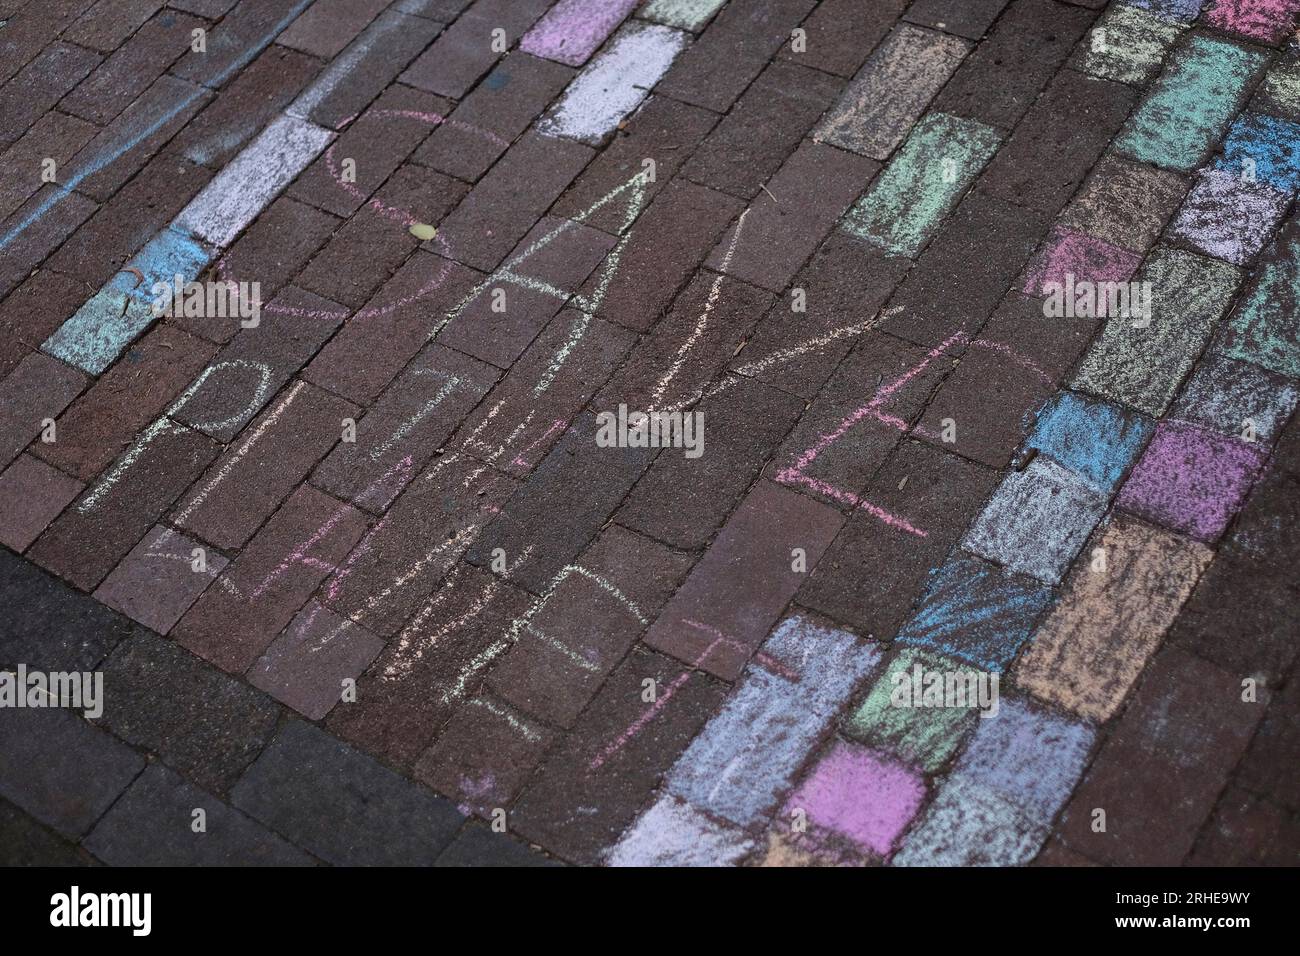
[295,204,422,310]
[707,141,877,294]
[643,479,844,680]
[166,43,321,170]
[326,561,535,766]
[551,95,718,235]
[0,453,83,552]
[93,524,228,633]
[0,185,99,299]
[767,333,949,510]
[683,59,843,200]
[206,196,340,308]
[0,351,87,472]
[172,484,370,673]
[584,178,744,332]
[0,271,96,379]
[288,85,453,219]
[73,75,212,201]
[311,344,498,512]
[487,525,695,727]
[1056,646,1268,865]
[33,323,215,481]
[797,439,998,638]
[435,131,594,272]
[414,691,557,815]
[28,419,218,590]
[0,0,96,88]
[248,600,385,720]
[778,0,909,77]
[171,0,317,89]
[61,9,205,125]
[303,250,481,404]
[464,414,657,594]
[63,0,163,52]
[656,0,817,113]
[617,375,805,549]
[0,112,97,222]
[168,287,347,441]
[598,270,773,411]
[439,217,618,369]
[731,232,909,400]
[413,51,575,183]
[0,42,101,142]
[277,0,391,59]
[1186,787,1300,865]
[399,0,551,99]
[46,152,214,289]
[174,380,358,549]
[450,309,635,477]
[321,453,518,637]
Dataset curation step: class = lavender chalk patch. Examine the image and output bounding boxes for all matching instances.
[665,615,880,827]
[1170,352,1299,444]
[964,457,1109,585]
[1171,167,1290,266]
[521,0,641,67]
[606,795,753,866]
[537,22,688,145]
[1117,419,1268,542]
[950,697,1094,822]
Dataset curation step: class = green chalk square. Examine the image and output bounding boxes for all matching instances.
[841,111,1002,259]
[843,648,979,774]
[1071,245,1242,416]
[1080,4,1186,87]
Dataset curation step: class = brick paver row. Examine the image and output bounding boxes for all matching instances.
[1,0,1298,866]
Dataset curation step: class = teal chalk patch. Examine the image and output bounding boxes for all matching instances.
[1116,35,1267,172]
[841,112,1002,258]
[42,226,214,375]
[1219,219,1300,377]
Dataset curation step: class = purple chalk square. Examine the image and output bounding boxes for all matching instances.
[1125,0,1206,21]
[1117,419,1268,542]
[952,698,1094,822]
[783,740,926,859]
[521,0,641,66]
[1022,227,1142,299]
[1171,168,1289,266]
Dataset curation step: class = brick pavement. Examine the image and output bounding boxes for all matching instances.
[0,0,1297,867]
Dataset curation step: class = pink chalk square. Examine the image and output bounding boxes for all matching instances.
[0,454,82,552]
[783,740,925,859]
[1206,0,1300,44]
[1022,227,1143,298]
[1117,420,1268,542]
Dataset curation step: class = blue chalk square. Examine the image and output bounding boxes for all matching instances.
[951,698,1096,822]
[895,554,1053,673]
[1026,390,1153,494]
[1216,113,1300,194]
